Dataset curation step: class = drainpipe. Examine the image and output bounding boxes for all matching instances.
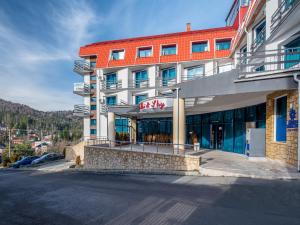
[293,73,300,172]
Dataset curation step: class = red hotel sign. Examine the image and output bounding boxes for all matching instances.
[139,98,173,112]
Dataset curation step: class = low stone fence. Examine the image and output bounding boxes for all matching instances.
[84,146,200,174]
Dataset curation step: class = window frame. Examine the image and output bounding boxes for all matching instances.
[191,40,210,53]
[137,46,153,58]
[274,95,287,143]
[160,44,178,56]
[106,95,117,106]
[110,49,125,60]
[185,65,205,79]
[215,38,232,51]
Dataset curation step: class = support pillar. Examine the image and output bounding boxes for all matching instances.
[130,118,137,143]
[107,112,116,147]
[173,98,185,151]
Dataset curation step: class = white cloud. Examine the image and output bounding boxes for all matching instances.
[0,0,99,111]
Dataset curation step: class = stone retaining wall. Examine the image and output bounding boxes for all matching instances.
[84,146,200,173]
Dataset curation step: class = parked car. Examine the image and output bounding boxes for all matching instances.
[31,153,64,165]
[10,156,39,168]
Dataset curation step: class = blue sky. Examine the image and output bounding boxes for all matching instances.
[0,0,233,111]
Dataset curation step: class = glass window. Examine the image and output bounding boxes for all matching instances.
[284,37,300,69]
[135,70,148,87]
[90,75,96,81]
[111,50,125,60]
[275,96,287,142]
[138,47,152,58]
[106,73,117,88]
[90,84,96,89]
[187,66,204,79]
[90,97,96,102]
[162,68,176,86]
[91,105,96,110]
[216,39,231,50]
[90,129,96,135]
[115,118,129,135]
[90,62,96,68]
[135,95,147,105]
[161,44,177,55]
[90,119,96,126]
[255,21,266,45]
[192,41,208,53]
[106,96,116,106]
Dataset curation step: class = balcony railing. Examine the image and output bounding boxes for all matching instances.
[271,0,300,32]
[100,80,122,92]
[73,104,90,117]
[73,60,93,75]
[181,74,204,82]
[100,104,108,114]
[251,27,266,51]
[73,83,90,96]
[128,79,150,89]
[237,47,300,78]
[156,78,177,88]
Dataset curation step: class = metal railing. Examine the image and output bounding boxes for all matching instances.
[73,83,90,96]
[237,47,300,77]
[85,139,200,155]
[73,60,93,75]
[73,104,90,117]
[271,0,300,31]
[156,78,177,88]
[181,73,204,82]
[100,80,122,91]
[128,79,150,89]
[251,26,266,51]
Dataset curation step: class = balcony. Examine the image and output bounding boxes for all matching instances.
[128,79,150,89]
[271,0,300,32]
[73,83,90,96]
[181,74,204,82]
[73,104,90,117]
[237,47,300,79]
[156,78,177,88]
[73,60,93,75]
[100,80,122,92]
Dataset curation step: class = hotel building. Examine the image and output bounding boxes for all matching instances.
[73,0,300,170]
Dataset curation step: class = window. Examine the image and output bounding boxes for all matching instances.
[284,37,300,69]
[106,96,117,106]
[90,119,97,126]
[186,66,204,79]
[135,94,147,105]
[111,49,125,60]
[90,75,96,81]
[90,129,96,135]
[138,47,152,58]
[90,62,96,68]
[162,68,176,86]
[240,45,247,64]
[106,73,117,89]
[135,70,148,88]
[192,41,208,53]
[254,20,266,45]
[275,96,287,142]
[90,97,96,102]
[161,44,177,55]
[90,84,96,89]
[91,105,96,110]
[115,117,129,135]
[216,39,231,50]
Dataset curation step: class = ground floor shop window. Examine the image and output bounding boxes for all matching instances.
[275,96,287,142]
[115,117,129,141]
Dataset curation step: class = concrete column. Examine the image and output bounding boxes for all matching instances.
[173,98,186,151]
[130,118,137,143]
[107,112,116,147]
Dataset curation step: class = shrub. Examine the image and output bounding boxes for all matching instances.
[75,155,81,166]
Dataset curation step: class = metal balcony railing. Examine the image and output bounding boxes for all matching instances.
[73,60,93,75]
[271,0,300,32]
[73,83,90,96]
[128,79,150,89]
[181,73,204,82]
[73,104,90,117]
[100,104,108,114]
[156,78,177,88]
[100,80,122,91]
[237,47,300,78]
[251,27,266,51]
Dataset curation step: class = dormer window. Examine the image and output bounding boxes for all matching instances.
[111,49,125,60]
[161,44,177,56]
[138,47,152,58]
[216,39,231,50]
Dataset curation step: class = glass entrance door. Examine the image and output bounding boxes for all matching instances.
[210,124,224,149]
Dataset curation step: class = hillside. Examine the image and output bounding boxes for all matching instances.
[0,98,82,139]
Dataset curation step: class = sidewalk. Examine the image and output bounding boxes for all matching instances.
[199,150,300,180]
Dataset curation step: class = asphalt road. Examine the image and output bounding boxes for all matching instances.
[0,170,300,225]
